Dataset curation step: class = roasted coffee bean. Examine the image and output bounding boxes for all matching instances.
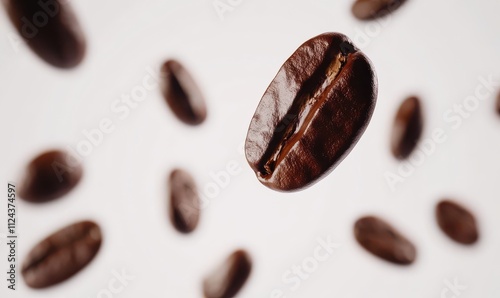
[19,150,82,203]
[169,169,200,233]
[354,216,416,265]
[203,250,252,298]
[496,90,500,115]
[22,221,102,288]
[3,0,86,68]
[391,96,423,159]
[245,33,377,191]
[160,59,207,125]
[352,0,407,21]
[436,200,478,245]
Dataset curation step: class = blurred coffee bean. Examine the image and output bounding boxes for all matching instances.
[352,0,407,21]
[22,221,102,288]
[169,168,200,233]
[19,150,82,203]
[203,250,252,298]
[354,216,416,265]
[3,0,86,68]
[496,90,500,115]
[391,96,423,159]
[436,200,479,245]
[160,59,207,125]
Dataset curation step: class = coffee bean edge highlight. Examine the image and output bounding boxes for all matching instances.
[160,59,208,125]
[391,96,423,160]
[203,249,252,298]
[3,0,86,69]
[19,149,83,203]
[245,32,377,192]
[436,200,479,245]
[22,220,102,289]
[354,215,417,265]
[168,168,201,234]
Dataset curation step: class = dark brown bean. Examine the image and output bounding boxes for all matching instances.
[354,216,416,265]
[436,200,479,245]
[160,59,207,125]
[496,90,500,115]
[245,32,377,191]
[203,250,252,298]
[3,0,86,68]
[22,221,102,288]
[19,150,82,203]
[391,96,423,159]
[352,0,407,21]
[169,168,200,233]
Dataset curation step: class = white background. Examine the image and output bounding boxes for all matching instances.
[1,0,500,297]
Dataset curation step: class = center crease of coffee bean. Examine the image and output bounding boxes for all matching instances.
[257,52,349,179]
